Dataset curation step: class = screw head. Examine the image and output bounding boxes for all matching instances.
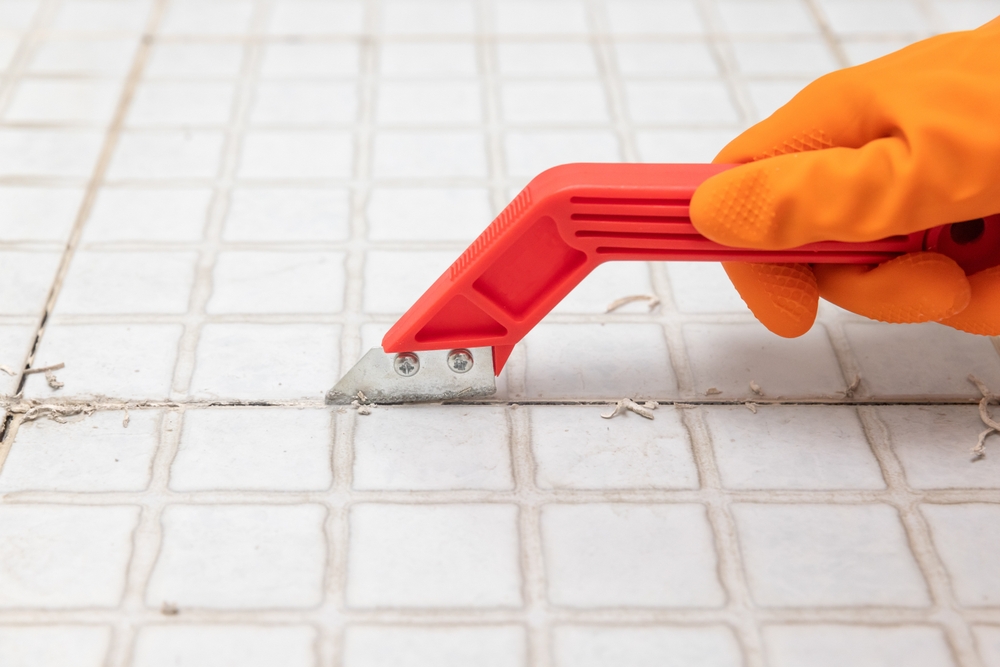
[393,352,420,377]
[447,349,474,374]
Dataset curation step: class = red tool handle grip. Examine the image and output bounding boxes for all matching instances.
[384,163,1000,374]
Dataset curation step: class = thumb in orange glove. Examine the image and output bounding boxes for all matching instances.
[689,17,1000,337]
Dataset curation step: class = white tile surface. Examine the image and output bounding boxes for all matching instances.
[0,325,36,394]
[495,0,589,35]
[346,504,522,608]
[6,80,121,123]
[107,131,225,180]
[343,625,527,667]
[380,0,476,35]
[367,187,491,242]
[267,1,365,35]
[0,130,104,178]
[161,0,254,35]
[372,131,487,178]
[816,0,931,35]
[0,625,111,667]
[665,262,748,313]
[250,81,357,125]
[731,39,837,76]
[53,1,151,32]
[145,43,244,79]
[502,81,609,124]
[29,38,138,76]
[127,81,236,126]
[54,251,197,314]
[615,42,718,76]
[551,625,743,667]
[763,624,955,667]
[224,187,349,241]
[363,250,455,313]
[921,503,1000,607]
[497,42,598,76]
[132,625,317,667]
[207,251,345,314]
[626,81,740,124]
[378,81,481,125]
[551,262,654,314]
[238,131,353,180]
[542,503,725,607]
[260,43,360,78]
[605,0,705,34]
[504,130,620,177]
[976,626,1000,667]
[0,187,82,242]
[147,504,326,609]
[381,41,478,77]
[84,188,210,243]
[0,251,62,315]
[717,0,818,34]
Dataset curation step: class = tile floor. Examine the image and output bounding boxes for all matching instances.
[0,0,999,666]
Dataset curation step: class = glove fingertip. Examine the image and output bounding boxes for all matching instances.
[723,262,818,337]
[690,163,778,248]
[942,265,1000,335]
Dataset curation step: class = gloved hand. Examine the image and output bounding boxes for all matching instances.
[689,17,1000,337]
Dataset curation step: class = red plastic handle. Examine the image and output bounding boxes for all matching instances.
[383,163,1000,374]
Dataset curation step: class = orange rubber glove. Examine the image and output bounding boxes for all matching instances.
[689,17,1000,337]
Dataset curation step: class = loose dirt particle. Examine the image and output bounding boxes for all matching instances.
[23,362,65,376]
[0,365,15,376]
[601,398,657,420]
[705,387,722,396]
[122,405,130,428]
[161,602,179,616]
[744,402,758,414]
[842,374,862,398]
[45,371,63,390]
[968,374,999,461]
[749,381,763,396]
[606,294,661,313]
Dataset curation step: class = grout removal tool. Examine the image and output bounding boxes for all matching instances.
[327,162,1000,404]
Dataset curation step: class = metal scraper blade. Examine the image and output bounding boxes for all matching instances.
[325,346,496,405]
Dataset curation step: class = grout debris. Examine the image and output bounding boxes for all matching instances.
[705,387,722,396]
[605,294,661,313]
[0,365,14,376]
[749,381,764,396]
[969,374,999,461]
[744,402,758,414]
[351,390,375,416]
[601,398,658,420]
[841,374,862,398]
[122,404,130,428]
[22,362,65,376]
[160,602,179,616]
[44,371,63,390]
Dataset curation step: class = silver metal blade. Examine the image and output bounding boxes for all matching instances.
[326,346,496,405]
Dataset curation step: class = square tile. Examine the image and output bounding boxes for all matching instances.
[377,81,482,125]
[0,251,62,315]
[763,624,955,667]
[380,0,476,34]
[6,80,122,123]
[504,130,619,177]
[353,405,513,491]
[878,405,1000,489]
[363,250,455,313]
[732,39,837,76]
[127,81,236,126]
[705,405,885,490]
[496,41,598,76]
[346,503,522,608]
[732,503,929,606]
[260,42,360,78]
[161,0,254,35]
[84,188,210,242]
[0,1,40,31]
[542,503,724,607]
[521,323,677,400]
[224,188,349,241]
[717,0,818,34]
[0,625,111,667]
[0,186,82,242]
[190,323,338,400]
[29,38,138,76]
[0,36,18,71]
[267,0,364,34]
[605,0,705,35]
[614,41,718,76]
[250,81,357,125]
[380,42,478,77]
[922,503,1000,607]
[626,81,740,124]
[747,80,809,119]
[145,43,244,79]
[0,410,160,492]
[841,38,914,66]
[0,130,104,178]
[53,0,151,32]
[0,505,138,608]
[665,262,748,313]
[24,324,182,400]
[343,625,527,667]
[816,0,931,35]
[107,131,224,180]
[0,325,36,394]
[844,323,1000,398]
[551,262,654,314]
[684,323,846,398]
[501,81,608,124]
[551,625,743,667]
[147,504,326,608]
[531,405,698,489]
[367,187,491,241]
[207,251,346,314]
[495,0,589,35]
[372,131,487,178]
[132,625,316,667]
[170,408,332,491]
[238,131,353,179]
[934,0,1000,31]
[976,626,1000,667]
[55,251,197,314]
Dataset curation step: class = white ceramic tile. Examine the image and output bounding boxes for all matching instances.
[0,505,138,608]
[353,405,512,491]
[24,323,182,399]
[0,625,111,667]
[504,130,619,177]
[763,624,955,667]
[542,503,724,607]
[53,1,151,32]
[0,325,35,394]
[717,0,819,34]
[343,625,527,667]
[238,131,353,179]
[976,626,1000,667]
[0,251,62,315]
[380,42,477,77]
[0,130,104,178]
[367,187,491,241]
[684,323,846,398]
[145,43,244,79]
[0,186,82,242]
[190,323,338,400]
[207,251,345,314]
[29,38,138,76]
[372,131,487,178]
[615,42,718,76]
[626,81,740,124]
[921,504,1000,607]
[551,625,743,667]
[6,80,121,123]
[377,81,481,125]
[0,410,160,492]
[934,0,1000,30]
[132,625,317,667]
[380,0,477,34]
[665,262,748,313]
[224,188,349,241]
[502,81,609,124]
[260,42,360,78]
[495,0,589,35]
[496,42,598,76]
[346,503,522,608]
[841,38,915,66]
[605,0,705,35]
[267,0,364,35]
[879,405,1000,489]
[732,39,837,76]
[171,408,332,491]
[363,250,455,313]
[127,81,235,126]
[531,405,698,489]
[705,405,885,490]
[107,131,224,180]
[0,1,40,31]
[551,262,654,314]
[521,323,677,400]
[250,81,357,125]
[147,504,326,608]
[844,323,1000,398]
[732,503,929,607]
[161,0,254,35]
[0,36,19,71]
[747,80,809,120]
[55,251,197,314]
[84,188,210,242]
[816,0,931,35]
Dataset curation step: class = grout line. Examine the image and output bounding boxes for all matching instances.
[800,0,851,68]
[696,0,757,126]
[0,0,59,117]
